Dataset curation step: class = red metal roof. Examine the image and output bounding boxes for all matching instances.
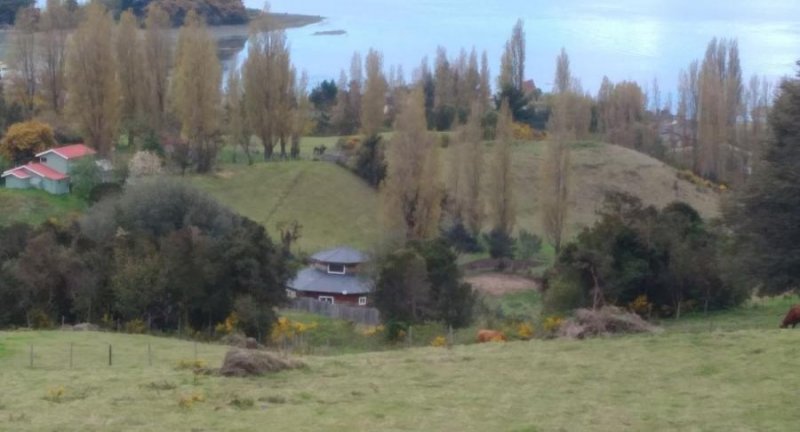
[19,162,68,181]
[36,144,96,160]
[1,166,32,179]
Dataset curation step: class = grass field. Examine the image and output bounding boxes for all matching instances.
[0,188,86,226]
[1,296,799,432]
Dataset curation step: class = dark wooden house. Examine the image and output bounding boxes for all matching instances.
[287,246,372,306]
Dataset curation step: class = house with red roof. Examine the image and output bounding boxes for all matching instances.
[1,144,96,195]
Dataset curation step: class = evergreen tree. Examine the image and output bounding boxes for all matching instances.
[726,64,800,294]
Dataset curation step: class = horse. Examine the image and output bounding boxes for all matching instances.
[780,304,800,328]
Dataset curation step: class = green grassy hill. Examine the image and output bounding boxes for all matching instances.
[0,137,719,256]
[1,297,798,432]
[0,189,86,226]
[196,137,719,254]
[189,160,381,253]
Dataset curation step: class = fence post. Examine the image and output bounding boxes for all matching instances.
[69,343,73,369]
[448,325,454,348]
[29,345,33,368]
[108,344,112,366]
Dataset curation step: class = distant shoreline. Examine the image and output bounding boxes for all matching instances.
[313,29,347,36]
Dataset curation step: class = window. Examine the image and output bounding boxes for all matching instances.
[318,296,335,304]
[286,289,296,299]
[327,263,346,274]
[358,296,367,306]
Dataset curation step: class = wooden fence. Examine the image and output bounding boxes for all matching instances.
[287,298,381,325]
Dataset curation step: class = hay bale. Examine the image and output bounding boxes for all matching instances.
[559,306,658,339]
[72,323,100,331]
[219,348,304,377]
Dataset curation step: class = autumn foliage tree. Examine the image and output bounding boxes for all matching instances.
[361,48,388,137]
[66,2,120,157]
[0,120,57,164]
[172,10,221,172]
[142,4,173,135]
[382,88,442,242]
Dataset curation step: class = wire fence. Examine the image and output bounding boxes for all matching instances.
[7,336,227,371]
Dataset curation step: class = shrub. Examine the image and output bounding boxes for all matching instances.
[127,151,163,182]
[542,272,587,314]
[542,316,564,335]
[43,386,66,403]
[516,322,534,340]
[178,392,205,409]
[214,312,239,336]
[430,335,447,347]
[516,230,542,260]
[485,228,515,260]
[444,222,482,253]
[70,157,102,201]
[124,318,147,334]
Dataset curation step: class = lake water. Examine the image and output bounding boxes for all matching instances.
[245,0,799,96]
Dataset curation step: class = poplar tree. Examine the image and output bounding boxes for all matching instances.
[383,88,442,242]
[39,0,70,114]
[172,10,221,172]
[9,7,37,117]
[116,10,145,148]
[224,68,252,164]
[66,2,120,157]
[499,19,525,91]
[457,102,485,236]
[489,99,515,237]
[361,48,388,137]
[142,4,172,135]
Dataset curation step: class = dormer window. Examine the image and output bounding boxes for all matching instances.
[327,263,345,274]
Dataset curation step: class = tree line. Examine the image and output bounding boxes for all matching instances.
[0,179,291,338]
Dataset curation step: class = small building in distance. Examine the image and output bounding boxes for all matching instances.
[287,246,372,306]
[1,144,97,195]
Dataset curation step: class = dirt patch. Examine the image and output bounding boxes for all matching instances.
[466,273,540,296]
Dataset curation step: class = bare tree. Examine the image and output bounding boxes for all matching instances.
[39,0,70,114]
[554,47,571,94]
[9,7,38,117]
[142,4,172,135]
[499,19,525,91]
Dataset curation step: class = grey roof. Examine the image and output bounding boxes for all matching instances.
[288,268,372,295]
[310,246,368,264]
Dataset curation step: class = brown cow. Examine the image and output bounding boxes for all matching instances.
[780,305,800,328]
[476,329,507,343]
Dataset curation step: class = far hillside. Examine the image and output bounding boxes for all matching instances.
[191,137,720,253]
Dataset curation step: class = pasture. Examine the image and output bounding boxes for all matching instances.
[0,297,798,431]
[0,188,86,227]
[195,136,721,254]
